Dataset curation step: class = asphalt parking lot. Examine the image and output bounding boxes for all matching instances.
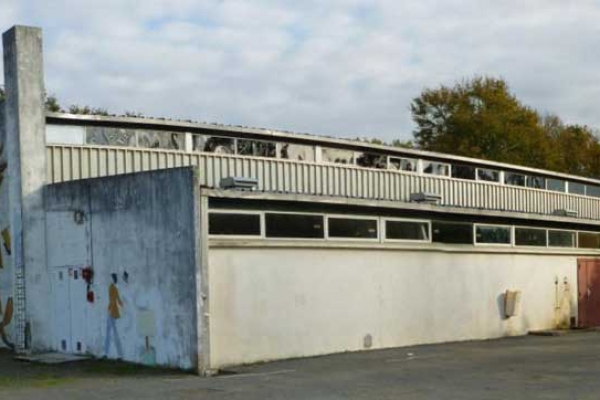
[2,331,600,399]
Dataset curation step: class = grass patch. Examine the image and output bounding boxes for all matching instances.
[0,375,74,388]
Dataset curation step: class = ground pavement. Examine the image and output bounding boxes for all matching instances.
[1,332,599,399]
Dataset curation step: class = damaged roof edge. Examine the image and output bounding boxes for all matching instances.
[46,111,600,185]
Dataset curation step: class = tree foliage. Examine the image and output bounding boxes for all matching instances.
[410,76,600,178]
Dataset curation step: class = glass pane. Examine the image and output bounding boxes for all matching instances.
[355,153,387,169]
[385,220,429,241]
[547,178,566,192]
[475,225,511,244]
[86,127,136,147]
[477,168,500,182]
[328,218,378,239]
[587,185,600,198]
[569,182,586,195]
[321,148,354,165]
[389,157,418,172]
[432,221,473,244]
[505,172,526,186]
[279,143,315,161]
[209,213,261,236]
[548,230,575,247]
[451,164,476,180]
[46,125,85,145]
[423,161,450,176]
[526,176,546,189]
[578,232,600,249]
[193,135,235,154]
[265,213,324,238]
[237,139,276,157]
[137,130,184,150]
[515,228,547,246]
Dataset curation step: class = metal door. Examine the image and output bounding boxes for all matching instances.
[577,258,600,327]
[52,268,71,352]
[52,267,87,354]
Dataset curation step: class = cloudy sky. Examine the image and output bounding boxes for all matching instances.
[1,0,599,142]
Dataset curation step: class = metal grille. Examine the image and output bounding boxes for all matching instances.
[46,144,600,221]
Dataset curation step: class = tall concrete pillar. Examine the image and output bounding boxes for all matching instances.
[3,26,48,351]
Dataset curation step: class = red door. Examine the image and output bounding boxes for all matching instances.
[578,258,600,327]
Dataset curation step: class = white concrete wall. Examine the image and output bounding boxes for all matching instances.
[208,246,578,368]
[44,168,201,369]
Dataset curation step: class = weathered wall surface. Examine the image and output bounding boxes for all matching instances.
[0,100,15,350]
[209,247,578,367]
[44,167,201,369]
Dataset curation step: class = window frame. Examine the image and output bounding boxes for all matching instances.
[567,181,586,196]
[263,211,326,241]
[577,230,600,249]
[547,229,577,248]
[473,224,513,246]
[431,220,475,245]
[388,156,419,174]
[514,226,548,247]
[325,214,380,241]
[382,218,432,243]
[320,147,356,166]
[421,160,451,177]
[208,210,265,239]
[475,168,501,184]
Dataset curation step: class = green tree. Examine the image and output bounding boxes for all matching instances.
[45,94,61,112]
[542,114,600,178]
[410,76,552,169]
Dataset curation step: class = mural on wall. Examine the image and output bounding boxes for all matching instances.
[100,271,157,365]
[1,228,10,255]
[0,139,13,350]
[104,273,124,359]
[0,297,13,349]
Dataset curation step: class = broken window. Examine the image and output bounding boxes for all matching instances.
[385,220,429,241]
[321,148,354,165]
[237,139,276,157]
[477,168,500,182]
[515,228,547,246]
[208,213,261,236]
[504,172,526,187]
[526,175,546,189]
[475,225,511,244]
[389,157,418,172]
[265,213,324,238]
[137,130,184,150]
[548,230,575,247]
[355,152,387,169]
[451,164,476,180]
[327,217,378,239]
[86,127,136,147]
[192,135,235,154]
[279,143,315,161]
[432,221,473,244]
[422,161,450,177]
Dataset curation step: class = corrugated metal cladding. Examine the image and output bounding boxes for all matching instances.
[46,144,600,221]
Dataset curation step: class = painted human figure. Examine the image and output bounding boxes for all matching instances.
[104,273,123,359]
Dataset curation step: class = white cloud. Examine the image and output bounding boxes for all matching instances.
[2,0,600,142]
